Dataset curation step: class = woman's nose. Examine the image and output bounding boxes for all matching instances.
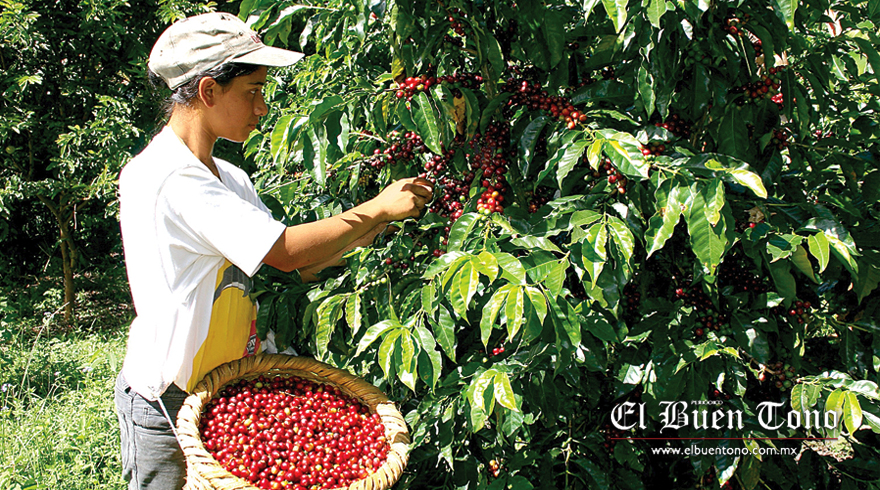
[255,93,268,117]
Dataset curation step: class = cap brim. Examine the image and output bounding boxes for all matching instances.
[233,45,304,67]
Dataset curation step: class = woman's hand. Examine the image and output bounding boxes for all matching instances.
[369,177,434,222]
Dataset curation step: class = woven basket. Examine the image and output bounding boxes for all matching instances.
[177,353,410,490]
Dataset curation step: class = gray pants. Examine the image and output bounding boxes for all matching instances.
[114,372,188,490]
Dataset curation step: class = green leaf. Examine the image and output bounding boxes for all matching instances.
[524,286,548,326]
[397,99,418,132]
[345,291,363,335]
[552,139,590,190]
[854,253,880,303]
[645,0,666,27]
[423,251,468,279]
[494,372,519,411]
[447,268,469,320]
[303,125,327,186]
[807,233,830,273]
[480,94,512,134]
[851,37,880,82]
[545,259,568,298]
[717,110,750,160]
[506,286,525,339]
[548,294,580,346]
[316,295,345,359]
[582,222,608,288]
[686,183,734,276]
[726,169,768,199]
[378,329,401,379]
[766,234,804,262]
[397,330,417,391]
[603,132,650,179]
[607,216,634,259]
[768,260,797,303]
[542,9,566,69]
[481,286,511,348]
[458,262,481,309]
[459,87,481,139]
[638,64,655,117]
[791,383,818,414]
[447,213,479,252]
[601,0,628,32]
[270,114,294,164]
[474,252,500,282]
[356,319,398,356]
[432,305,457,361]
[520,116,550,175]
[413,92,442,154]
[843,391,863,434]
[494,252,527,285]
[645,187,683,257]
[790,245,818,283]
[471,369,498,413]
[413,321,442,389]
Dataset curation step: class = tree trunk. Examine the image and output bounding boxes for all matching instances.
[58,214,75,323]
[38,194,77,324]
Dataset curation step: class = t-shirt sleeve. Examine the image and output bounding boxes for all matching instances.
[157,167,287,277]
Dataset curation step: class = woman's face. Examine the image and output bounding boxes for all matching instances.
[207,66,269,143]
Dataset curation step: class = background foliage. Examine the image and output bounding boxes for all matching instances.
[242,0,880,489]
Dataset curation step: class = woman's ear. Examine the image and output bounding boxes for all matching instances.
[197,76,219,108]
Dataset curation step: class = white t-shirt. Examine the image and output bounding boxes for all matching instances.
[119,126,286,401]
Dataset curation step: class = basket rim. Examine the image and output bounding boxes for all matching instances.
[177,353,410,490]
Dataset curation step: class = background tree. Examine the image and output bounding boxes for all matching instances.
[0,0,222,323]
[241,0,880,488]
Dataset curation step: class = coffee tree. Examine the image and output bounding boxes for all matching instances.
[244,0,880,488]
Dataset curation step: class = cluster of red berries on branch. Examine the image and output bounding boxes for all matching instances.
[525,186,554,213]
[394,72,484,101]
[723,12,751,36]
[487,459,504,479]
[641,141,667,156]
[601,423,626,452]
[718,252,769,295]
[732,67,786,107]
[366,131,427,171]
[694,311,732,338]
[673,280,723,339]
[585,157,628,195]
[707,385,732,401]
[477,187,504,215]
[459,123,511,220]
[500,77,586,129]
[199,375,389,490]
[446,7,466,36]
[758,361,800,390]
[774,299,813,326]
[654,113,692,139]
[490,345,506,357]
[769,128,791,150]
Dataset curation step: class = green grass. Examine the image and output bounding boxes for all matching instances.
[0,267,131,490]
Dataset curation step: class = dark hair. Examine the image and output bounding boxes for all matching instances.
[148,62,261,120]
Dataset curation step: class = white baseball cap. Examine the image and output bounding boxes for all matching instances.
[149,12,304,90]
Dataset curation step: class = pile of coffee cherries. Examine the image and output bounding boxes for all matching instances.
[199,375,389,490]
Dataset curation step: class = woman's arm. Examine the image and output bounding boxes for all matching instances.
[262,177,432,273]
[296,222,395,282]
